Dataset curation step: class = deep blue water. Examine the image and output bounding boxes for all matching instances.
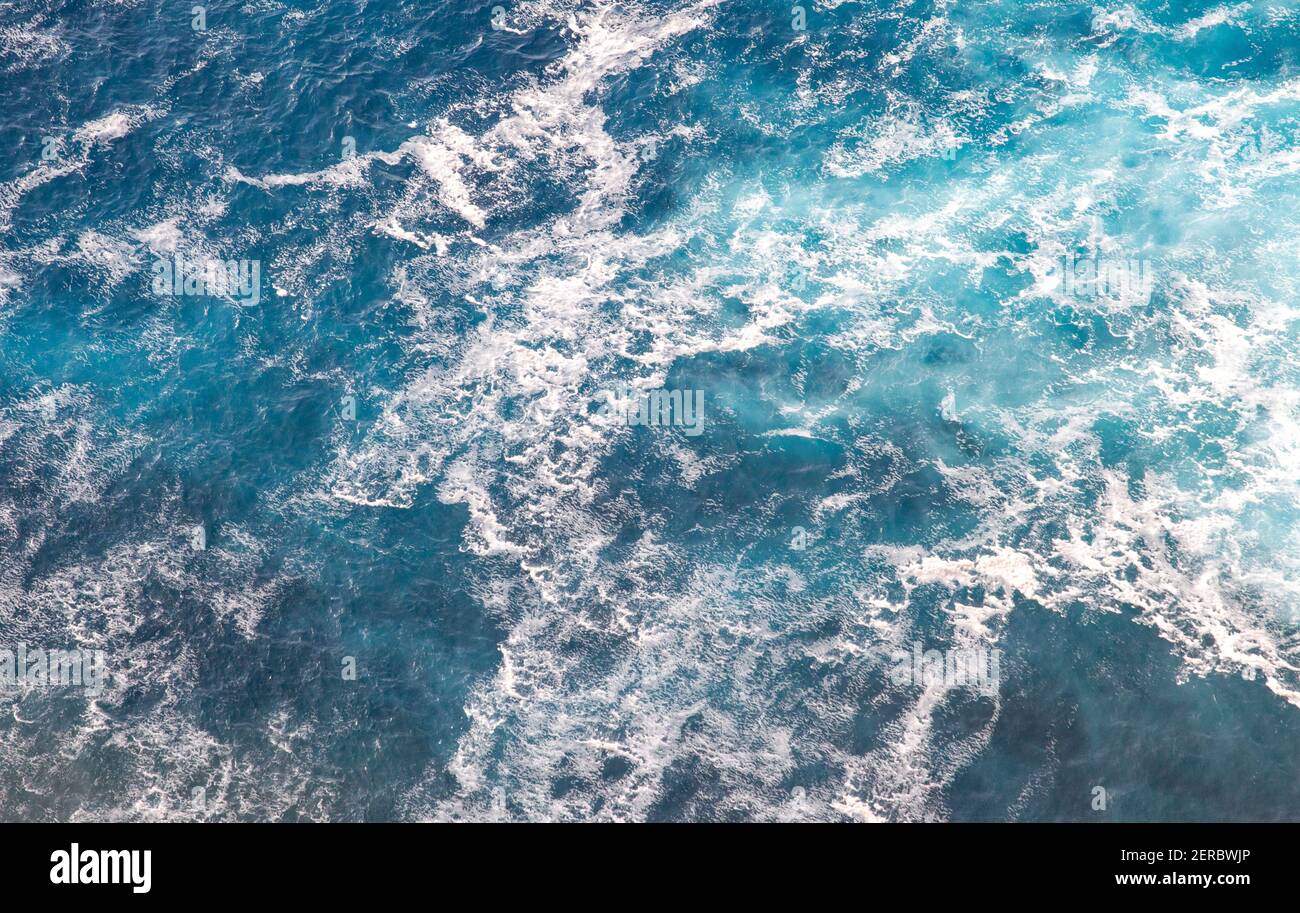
[2,0,1300,821]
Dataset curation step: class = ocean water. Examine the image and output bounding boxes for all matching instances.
[2,0,1300,822]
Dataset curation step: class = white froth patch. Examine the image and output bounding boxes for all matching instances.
[226,157,371,190]
[836,615,1001,822]
[0,105,155,232]
[1047,467,1300,708]
[403,136,488,228]
[1177,4,1249,40]
[372,214,450,253]
[1090,5,1154,40]
[74,111,142,145]
[131,220,183,254]
[0,17,69,71]
[824,113,965,178]
[438,459,526,556]
[899,547,1041,603]
[229,118,494,229]
[73,230,139,287]
[0,264,21,305]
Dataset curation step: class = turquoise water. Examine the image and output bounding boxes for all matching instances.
[2,0,1300,821]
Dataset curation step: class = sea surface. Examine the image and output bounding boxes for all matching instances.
[2,0,1300,821]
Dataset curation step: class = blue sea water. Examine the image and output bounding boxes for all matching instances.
[2,0,1300,821]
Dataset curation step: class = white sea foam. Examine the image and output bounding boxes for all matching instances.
[0,105,156,233]
[0,14,69,72]
[0,378,299,820]
[16,0,1288,822]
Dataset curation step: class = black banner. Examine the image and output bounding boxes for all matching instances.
[2,823,1278,898]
